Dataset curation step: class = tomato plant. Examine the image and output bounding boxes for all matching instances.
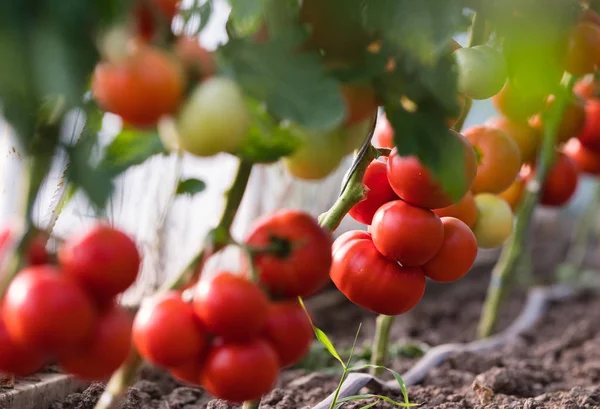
[530,95,587,144]
[174,36,217,81]
[492,81,546,123]
[340,84,378,125]
[454,45,507,100]
[433,191,478,228]
[135,0,180,41]
[193,273,269,343]
[373,114,394,148]
[537,152,580,206]
[486,116,541,163]
[330,231,426,315]
[243,210,332,298]
[564,22,600,75]
[0,319,46,376]
[498,170,528,211]
[576,98,600,153]
[471,193,514,249]
[564,137,600,174]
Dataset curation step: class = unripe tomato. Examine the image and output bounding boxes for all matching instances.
[243,210,332,298]
[330,231,426,315]
[485,116,541,164]
[433,191,478,228]
[463,125,522,194]
[447,95,467,128]
[92,45,184,127]
[133,291,208,368]
[193,273,268,343]
[422,217,478,283]
[565,22,600,76]
[341,84,378,125]
[348,159,398,225]
[386,130,477,209]
[341,118,372,154]
[472,194,514,249]
[371,200,444,267]
[201,339,280,403]
[2,265,97,355]
[373,113,394,148]
[0,319,46,376]
[454,45,507,100]
[135,0,179,41]
[58,225,140,304]
[492,81,545,123]
[577,99,600,153]
[59,306,133,381]
[176,77,250,157]
[174,36,216,81]
[498,170,528,211]
[263,300,313,367]
[564,137,600,175]
[283,127,346,180]
[538,152,580,207]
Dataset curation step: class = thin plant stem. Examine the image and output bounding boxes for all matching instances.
[370,315,395,376]
[243,400,260,409]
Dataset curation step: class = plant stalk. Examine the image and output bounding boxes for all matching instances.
[94,160,253,409]
[370,315,395,376]
[477,76,574,339]
[243,400,260,409]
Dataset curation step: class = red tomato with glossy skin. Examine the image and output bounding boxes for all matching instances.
[331,230,371,255]
[330,231,426,315]
[26,232,49,266]
[0,319,46,376]
[92,45,184,127]
[242,210,332,298]
[201,339,280,403]
[373,114,394,148]
[170,361,203,386]
[59,306,133,381]
[564,138,600,175]
[2,265,97,355]
[263,301,313,368]
[174,36,216,81]
[463,125,522,194]
[433,191,478,228]
[371,200,444,267]
[135,0,180,41]
[492,81,545,123]
[537,153,580,207]
[133,291,207,368]
[565,22,600,76]
[422,217,477,283]
[341,85,378,125]
[577,99,600,153]
[193,273,268,343]
[386,131,477,209]
[348,159,398,225]
[58,225,141,303]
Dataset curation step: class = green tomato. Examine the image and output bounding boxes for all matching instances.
[454,45,507,100]
[283,127,346,180]
[340,118,372,155]
[472,193,514,249]
[176,77,250,157]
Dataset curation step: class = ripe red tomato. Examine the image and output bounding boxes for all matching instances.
[371,200,444,267]
[242,210,332,298]
[463,125,522,194]
[174,36,216,81]
[330,231,426,315]
[92,45,184,127]
[59,306,133,381]
[348,159,398,225]
[58,224,141,303]
[386,130,477,209]
[263,301,313,368]
[538,152,580,207]
[201,339,280,403]
[577,99,600,153]
[133,291,208,368]
[422,217,477,283]
[433,191,478,228]
[341,84,378,125]
[492,81,545,123]
[25,232,49,266]
[486,116,541,164]
[565,22,600,76]
[193,273,268,343]
[373,113,394,148]
[135,0,179,41]
[170,360,203,386]
[0,319,46,376]
[2,265,97,355]
[564,137,600,175]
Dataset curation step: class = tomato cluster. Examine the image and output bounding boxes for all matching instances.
[0,225,139,380]
[133,209,327,403]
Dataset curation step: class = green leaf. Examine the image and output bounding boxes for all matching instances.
[98,128,167,178]
[219,32,345,130]
[235,99,301,163]
[227,0,266,36]
[385,104,466,202]
[176,178,206,196]
[346,364,411,405]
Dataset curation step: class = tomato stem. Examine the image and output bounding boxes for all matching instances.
[242,400,260,409]
[477,75,575,339]
[369,315,395,376]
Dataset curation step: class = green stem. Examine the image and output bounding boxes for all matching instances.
[370,315,395,376]
[477,75,574,339]
[243,400,260,409]
[328,368,349,409]
[94,160,253,409]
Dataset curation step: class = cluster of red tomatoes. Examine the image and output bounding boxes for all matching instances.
[132,210,331,403]
[0,225,140,381]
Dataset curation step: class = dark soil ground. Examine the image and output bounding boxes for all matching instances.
[48,212,600,409]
